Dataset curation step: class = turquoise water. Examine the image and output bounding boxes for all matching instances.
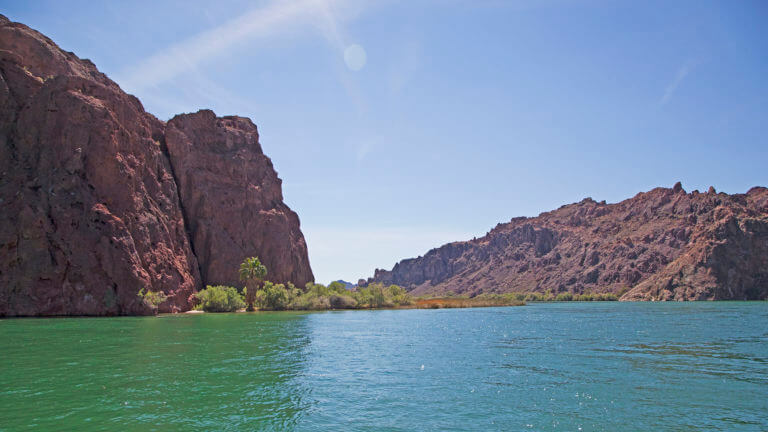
[1,302,766,431]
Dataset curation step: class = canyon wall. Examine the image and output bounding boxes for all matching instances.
[0,15,313,316]
[367,184,768,301]
[165,110,313,290]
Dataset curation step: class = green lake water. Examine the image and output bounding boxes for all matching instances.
[1,302,766,431]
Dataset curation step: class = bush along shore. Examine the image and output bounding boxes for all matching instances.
[186,282,530,313]
[144,257,625,314]
[188,280,411,312]
[146,257,524,313]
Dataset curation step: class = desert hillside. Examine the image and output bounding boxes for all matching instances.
[366,183,768,301]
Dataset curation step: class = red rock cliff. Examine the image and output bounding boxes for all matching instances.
[368,184,768,301]
[165,110,313,289]
[0,16,313,316]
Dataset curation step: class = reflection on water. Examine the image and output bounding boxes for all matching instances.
[1,302,767,431]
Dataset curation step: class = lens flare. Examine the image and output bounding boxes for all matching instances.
[344,44,367,71]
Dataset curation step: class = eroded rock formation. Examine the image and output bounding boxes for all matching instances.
[165,110,313,289]
[0,15,313,316]
[368,184,768,301]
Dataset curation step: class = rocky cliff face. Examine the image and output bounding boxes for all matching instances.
[165,111,313,289]
[368,184,768,301]
[0,16,313,316]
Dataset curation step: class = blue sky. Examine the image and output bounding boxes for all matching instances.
[3,0,767,284]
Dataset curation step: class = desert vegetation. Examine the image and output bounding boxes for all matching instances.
[239,256,267,311]
[414,296,525,309]
[144,257,625,314]
[177,257,624,314]
[184,257,418,313]
[189,280,416,312]
[193,285,246,312]
[138,288,168,311]
[252,281,416,311]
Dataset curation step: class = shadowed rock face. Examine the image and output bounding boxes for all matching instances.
[0,15,313,316]
[0,15,201,316]
[165,110,313,289]
[368,185,768,301]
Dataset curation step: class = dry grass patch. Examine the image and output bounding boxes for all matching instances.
[414,297,525,309]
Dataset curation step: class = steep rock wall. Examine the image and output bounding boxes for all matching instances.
[165,110,313,289]
[368,185,768,301]
[0,15,313,315]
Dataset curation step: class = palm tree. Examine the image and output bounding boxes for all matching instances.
[239,256,267,311]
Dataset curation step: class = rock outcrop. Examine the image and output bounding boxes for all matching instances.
[368,185,768,301]
[165,110,313,289]
[0,15,313,316]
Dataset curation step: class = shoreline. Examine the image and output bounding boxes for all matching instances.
[2,299,765,319]
[184,297,527,314]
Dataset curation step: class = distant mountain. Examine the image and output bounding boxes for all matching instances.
[365,184,768,301]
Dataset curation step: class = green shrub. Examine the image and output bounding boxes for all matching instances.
[391,293,413,306]
[370,284,389,308]
[289,295,328,310]
[512,292,527,302]
[387,284,413,305]
[327,281,347,293]
[286,282,360,310]
[329,294,358,309]
[524,292,543,301]
[194,285,245,312]
[555,292,574,301]
[138,288,167,310]
[205,280,416,311]
[348,283,413,308]
[353,283,392,308]
[255,281,293,311]
[352,286,372,307]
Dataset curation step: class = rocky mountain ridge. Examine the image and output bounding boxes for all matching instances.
[0,15,313,316]
[367,184,768,301]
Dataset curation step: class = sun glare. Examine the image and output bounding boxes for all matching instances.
[343,43,366,71]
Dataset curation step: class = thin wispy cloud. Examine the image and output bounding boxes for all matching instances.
[387,40,424,96]
[116,0,360,93]
[356,140,374,163]
[660,64,691,105]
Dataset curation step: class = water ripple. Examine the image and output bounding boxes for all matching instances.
[1,303,766,430]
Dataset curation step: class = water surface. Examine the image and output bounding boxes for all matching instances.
[1,302,766,431]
